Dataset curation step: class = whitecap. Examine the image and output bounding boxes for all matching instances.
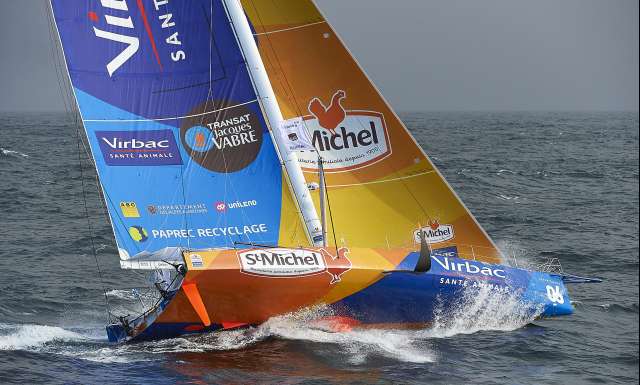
[0,147,29,158]
[0,324,85,351]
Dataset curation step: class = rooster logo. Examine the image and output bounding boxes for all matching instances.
[308,90,347,136]
[319,247,351,284]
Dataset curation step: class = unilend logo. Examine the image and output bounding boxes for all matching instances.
[96,130,183,166]
[414,220,454,244]
[89,0,187,77]
[292,90,391,173]
[181,102,264,173]
[238,247,351,284]
[214,200,258,212]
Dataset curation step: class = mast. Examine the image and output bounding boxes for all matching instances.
[222,0,324,247]
[318,156,328,248]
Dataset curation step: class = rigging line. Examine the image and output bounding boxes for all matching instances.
[245,0,321,238]
[247,0,309,123]
[45,4,73,114]
[326,171,435,189]
[252,21,327,36]
[77,137,112,225]
[75,111,112,323]
[46,3,113,321]
[222,0,296,246]
[252,1,345,248]
[321,160,339,253]
[270,1,428,228]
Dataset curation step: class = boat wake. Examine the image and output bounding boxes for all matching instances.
[0,285,541,365]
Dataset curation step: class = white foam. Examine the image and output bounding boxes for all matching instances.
[0,285,540,364]
[169,307,435,363]
[422,283,542,339]
[105,289,138,300]
[0,147,29,158]
[0,324,84,350]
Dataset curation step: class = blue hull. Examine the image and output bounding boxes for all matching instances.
[107,254,573,343]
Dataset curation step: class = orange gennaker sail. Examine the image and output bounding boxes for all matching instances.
[243,0,502,263]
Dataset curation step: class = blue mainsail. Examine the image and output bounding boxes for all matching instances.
[51,0,291,267]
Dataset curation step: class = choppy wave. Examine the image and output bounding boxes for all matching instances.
[0,147,28,158]
[0,323,85,351]
[0,284,542,365]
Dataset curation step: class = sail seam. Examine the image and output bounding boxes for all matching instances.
[82,99,259,122]
[253,21,327,36]
[327,171,435,189]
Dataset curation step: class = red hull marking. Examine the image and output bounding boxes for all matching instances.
[182,282,211,327]
[135,0,163,70]
[221,322,248,330]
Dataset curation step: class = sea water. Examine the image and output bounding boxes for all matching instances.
[0,111,637,384]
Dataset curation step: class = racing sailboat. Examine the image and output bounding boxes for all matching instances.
[49,0,598,342]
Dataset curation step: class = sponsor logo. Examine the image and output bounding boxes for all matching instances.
[120,201,140,218]
[432,256,506,278]
[214,200,258,212]
[89,0,186,77]
[238,247,351,284]
[431,246,458,259]
[546,285,565,304]
[292,90,391,173]
[146,203,208,215]
[96,130,182,166]
[190,254,203,268]
[181,102,264,173]
[150,224,269,239]
[414,220,454,244]
[128,225,148,242]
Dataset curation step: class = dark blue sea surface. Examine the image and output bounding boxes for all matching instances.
[0,111,637,384]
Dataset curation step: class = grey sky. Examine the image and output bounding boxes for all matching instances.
[0,0,637,112]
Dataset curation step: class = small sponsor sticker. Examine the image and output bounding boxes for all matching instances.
[431,246,459,258]
[190,254,203,268]
[128,225,148,242]
[414,220,454,244]
[120,201,140,218]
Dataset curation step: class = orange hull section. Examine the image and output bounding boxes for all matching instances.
[155,247,406,326]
